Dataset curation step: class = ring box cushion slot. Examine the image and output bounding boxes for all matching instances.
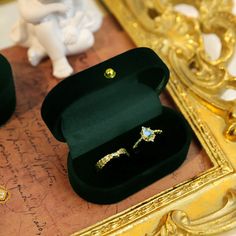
[0,54,16,125]
[68,107,191,204]
[41,47,191,204]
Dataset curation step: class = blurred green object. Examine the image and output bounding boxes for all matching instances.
[0,54,16,125]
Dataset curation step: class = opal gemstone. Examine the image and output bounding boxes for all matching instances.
[143,128,152,137]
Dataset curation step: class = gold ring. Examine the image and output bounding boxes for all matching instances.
[96,148,130,171]
[133,126,162,149]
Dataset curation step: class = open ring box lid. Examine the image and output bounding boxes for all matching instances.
[41,47,191,204]
[0,54,16,126]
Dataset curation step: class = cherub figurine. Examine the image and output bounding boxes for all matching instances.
[11,0,102,79]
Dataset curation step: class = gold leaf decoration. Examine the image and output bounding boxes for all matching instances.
[120,0,236,141]
[149,189,236,235]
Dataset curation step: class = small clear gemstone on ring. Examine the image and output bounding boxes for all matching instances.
[143,128,153,137]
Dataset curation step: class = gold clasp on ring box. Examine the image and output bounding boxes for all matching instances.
[104,68,116,79]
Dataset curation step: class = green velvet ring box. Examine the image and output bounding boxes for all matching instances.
[0,54,16,126]
[41,47,191,204]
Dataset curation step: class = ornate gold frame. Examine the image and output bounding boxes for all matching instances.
[72,1,236,235]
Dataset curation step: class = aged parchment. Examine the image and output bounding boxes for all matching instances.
[0,16,211,236]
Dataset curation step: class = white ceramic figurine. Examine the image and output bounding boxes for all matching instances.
[11,0,103,79]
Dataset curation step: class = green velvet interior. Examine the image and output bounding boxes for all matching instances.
[61,67,163,158]
[0,54,16,125]
[68,107,191,203]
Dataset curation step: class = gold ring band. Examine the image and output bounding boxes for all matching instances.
[96,148,130,171]
[133,126,162,149]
